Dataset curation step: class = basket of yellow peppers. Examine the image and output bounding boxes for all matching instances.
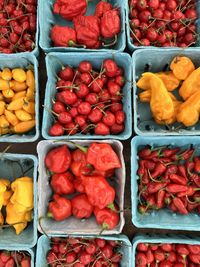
[0,177,33,235]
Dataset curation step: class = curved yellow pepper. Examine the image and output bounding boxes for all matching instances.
[170,56,195,80]
[179,67,200,100]
[177,90,200,127]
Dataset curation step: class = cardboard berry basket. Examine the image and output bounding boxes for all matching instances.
[42,52,132,140]
[133,48,200,136]
[36,234,132,267]
[38,0,126,52]
[0,54,39,143]
[0,153,38,248]
[37,139,125,235]
[126,0,200,51]
[131,136,200,231]
[132,234,200,267]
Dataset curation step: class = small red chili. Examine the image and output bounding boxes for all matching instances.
[171,147,194,161]
[194,156,200,173]
[146,195,156,208]
[166,184,188,194]
[165,165,178,175]
[156,190,165,209]
[190,173,200,187]
[147,182,166,194]
[160,147,180,157]
[169,174,187,185]
[177,186,195,197]
[177,165,187,179]
[150,162,166,179]
[172,197,188,215]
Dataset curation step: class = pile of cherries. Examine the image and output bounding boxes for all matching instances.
[0,250,31,267]
[0,0,37,53]
[129,0,198,47]
[49,59,126,136]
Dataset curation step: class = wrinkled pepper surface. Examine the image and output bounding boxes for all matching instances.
[0,179,11,209]
[170,56,195,80]
[51,25,77,47]
[95,1,113,18]
[100,9,121,39]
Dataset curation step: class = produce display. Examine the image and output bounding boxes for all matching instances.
[137,144,200,215]
[0,250,31,267]
[44,143,121,231]
[0,176,33,235]
[46,237,123,267]
[137,56,200,127]
[129,0,198,47]
[51,0,121,49]
[135,242,200,266]
[0,67,35,135]
[0,0,37,53]
[48,59,126,136]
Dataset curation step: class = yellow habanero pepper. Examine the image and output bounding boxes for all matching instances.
[170,56,195,80]
[10,177,33,212]
[11,120,35,134]
[139,91,176,103]
[148,73,174,121]
[1,68,12,81]
[179,67,200,100]
[12,68,26,83]
[177,90,200,127]
[26,70,35,90]
[0,79,10,90]
[0,179,11,209]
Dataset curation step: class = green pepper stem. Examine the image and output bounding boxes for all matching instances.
[102,35,118,47]
[67,141,88,154]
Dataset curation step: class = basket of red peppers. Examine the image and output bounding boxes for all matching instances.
[39,0,125,52]
[133,235,200,267]
[132,136,200,231]
[37,140,125,235]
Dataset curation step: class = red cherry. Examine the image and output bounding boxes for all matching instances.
[69,107,78,118]
[88,108,103,123]
[99,89,111,102]
[78,61,92,73]
[130,18,140,28]
[80,72,92,85]
[101,245,113,259]
[185,9,197,20]
[166,0,177,11]
[85,93,99,105]
[108,81,121,96]
[153,9,163,19]
[95,239,106,248]
[66,252,76,263]
[53,101,66,113]
[90,78,104,93]
[139,10,151,23]
[58,111,72,124]
[103,59,118,78]
[102,111,116,127]
[110,123,124,134]
[49,123,64,136]
[110,103,123,113]
[64,122,78,135]
[59,66,74,81]
[136,0,147,11]
[74,115,86,127]
[79,252,92,265]
[77,102,91,115]
[94,122,110,135]
[146,27,158,42]
[115,110,125,124]
[130,8,138,19]
[148,0,159,9]
[76,84,89,98]
[59,90,78,105]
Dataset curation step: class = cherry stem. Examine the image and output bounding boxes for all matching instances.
[42,105,58,117]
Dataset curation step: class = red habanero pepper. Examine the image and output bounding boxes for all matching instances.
[160,147,180,157]
[86,143,121,171]
[194,156,200,173]
[172,197,188,214]
[177,165,187,179]
[51,25,77,47]
[71,194,93,219]
[100,9,121,39]
[48,194,72,221]
[91,168,115,178]
[94,206,119,230]
[72,148,87,163]
[73,15,101,49]
[83,175,115,209]
[53,0,87,21]
[45,145,71,174]
[70,161,93,177]
[50,172,75,195]
[150,163,166,179]
[156,190,165,209]
[73,176,85,193]
[166,184,188,194]
[95,1,113,18]
[169,174,187,185]
[147,182,166,194]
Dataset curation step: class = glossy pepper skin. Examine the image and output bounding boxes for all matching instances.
[51,25,77,47]
[100,9,121,38]
[71,194,93,219]
[86,143,121,171]
[73,15,101,49]
[50,172,74,195]
[48,194,72,221]
[45,145,71,174]
[53,0,87,21]
[83,175,115,209]
[94,206,119,230]
[95,1,113,18]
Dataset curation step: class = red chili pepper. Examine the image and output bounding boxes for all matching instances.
[53,0,87,20]
[194,156,200,173]
[164,195,172,206]
[48,194,72,221]
[146,249,154,264]
[190,173,200,187]
[156,190,165,209]
[95,1,113,18]
[50,172,75,195]
[169,202,177,212]
[189,254,200,264]
[187,202,199,212]
[83,175,115,209]
[100,9,121,39]
[51,25,77,47]
[144,160,156,170]
[135,252,147,266]
[152,157,172,164]
[160,147,180,157]
[169,174,187,185]
[187,245,200,254]
[177,186,195,197]
[45,145,71,174]
[73,15,101,48]
[86,143,121,171]
[185,160,194,174]
[165,165,178,175]
[146,195,156,208]
[172,197,188,214]
[177,165,187,179]
[167,184,188,194]
[147,182,166,194]
[71,194,93,219]
[194,191,200,202]
[171,147,194,161]
[138,148,160,159]
[72,148,87,163]
[150,163,166,179]
[141,169,150,185]
[73,176,85,193]
[70,161,93,177]
[94,206,119,230]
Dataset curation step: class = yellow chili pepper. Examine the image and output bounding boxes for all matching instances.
[156,71,180,91]
[10,177,33,211]
[4,110,19,126]
[170,56,195,80]
[0,115,9,128]
[7,97,25,111]
[12,68,26,83]
[2,89,15,99]
[0,79,10,90]
[0,101,5,115]
[26,87,35,99]
[3,190,13,206]
[11,120,35,133]
[23,101,35,114]
[15,110,32,122]
[12,90,26,101]
[26,70,35,90]
[1,68,12,81]
[10,80,27,92]
[179,67,200,100]
[0,127,10,135]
